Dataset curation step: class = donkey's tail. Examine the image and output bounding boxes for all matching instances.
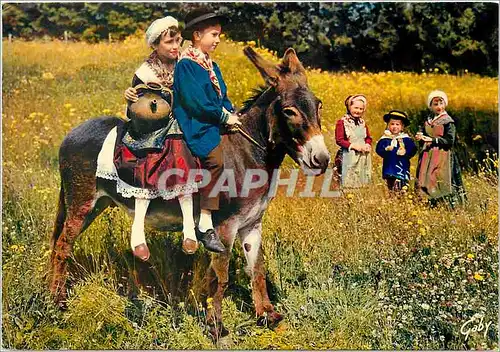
[51,180,66,251]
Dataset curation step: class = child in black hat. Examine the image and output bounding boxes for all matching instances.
[173,7,241,253]
[375,110,417,191]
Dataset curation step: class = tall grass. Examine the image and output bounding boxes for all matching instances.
[2,38,498,349]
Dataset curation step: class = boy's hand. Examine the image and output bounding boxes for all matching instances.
[124,87,138,102]
[226,114,242,126]
[385,145,394,151]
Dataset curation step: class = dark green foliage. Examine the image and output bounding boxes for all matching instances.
[2,2,498,75]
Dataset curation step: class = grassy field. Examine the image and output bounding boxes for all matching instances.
[2,38,498,349]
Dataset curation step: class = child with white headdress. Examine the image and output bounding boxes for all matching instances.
[415,90,466,207]
[334,94,373,188]
[115,16,202,260]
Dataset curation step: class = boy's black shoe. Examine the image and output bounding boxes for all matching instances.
[196,228,225,253]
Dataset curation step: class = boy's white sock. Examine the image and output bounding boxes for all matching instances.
[178,195,196,241]
[131,198,150,250]
[198,209,214,233]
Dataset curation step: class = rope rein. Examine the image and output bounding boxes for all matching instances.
[227,123,267,152]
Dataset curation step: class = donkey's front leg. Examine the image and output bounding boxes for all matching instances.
[206,221,238,338]
[239,221,283,327]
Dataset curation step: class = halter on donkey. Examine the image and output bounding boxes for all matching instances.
[49,47,330,338]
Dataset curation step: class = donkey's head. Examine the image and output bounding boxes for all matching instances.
[244,47,330,175]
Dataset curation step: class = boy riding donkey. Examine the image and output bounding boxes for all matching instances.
[173,8,242,253]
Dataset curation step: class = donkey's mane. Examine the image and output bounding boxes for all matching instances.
[239,85,269,114]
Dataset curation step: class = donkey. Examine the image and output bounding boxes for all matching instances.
[49,47,330,336]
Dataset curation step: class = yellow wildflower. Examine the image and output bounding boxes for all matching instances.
[64,103,72,109]
[346,193,354,200]
[419,227,426,236]
[474,273,484,281]
[42,72,55,80]
[467,253,475,259]
[10,244,19,251]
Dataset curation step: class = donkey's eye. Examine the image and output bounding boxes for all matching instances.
[283,107,298,117]
[317,102,322,126]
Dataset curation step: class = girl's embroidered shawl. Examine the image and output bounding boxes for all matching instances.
[427,111,454,126]
[135,51,175,87]
[341,114,366,140]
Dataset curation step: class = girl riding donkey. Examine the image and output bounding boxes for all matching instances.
[98,16,204,260]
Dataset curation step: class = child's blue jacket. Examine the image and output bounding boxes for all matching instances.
[376,134,417,181]
[173,59,234,158]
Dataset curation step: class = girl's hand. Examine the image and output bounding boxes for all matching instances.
[423,141,432,150]
[124,87,138,102]
[415,132,424,141]
[421,135,432,142]
[363,144,372,152]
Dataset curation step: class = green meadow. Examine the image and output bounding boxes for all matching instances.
[2,38,498,349]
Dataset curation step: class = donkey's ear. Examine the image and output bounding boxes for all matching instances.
[281,48,306,75]
[243,46,280,86]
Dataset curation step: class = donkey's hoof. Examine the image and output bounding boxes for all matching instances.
[133,244,150,261]
[208,321,230,340]
[182,238,199,255]
[257,311,283,328]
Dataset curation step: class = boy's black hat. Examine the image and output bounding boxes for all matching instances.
[182,8,228,37]
[383,110,410,126]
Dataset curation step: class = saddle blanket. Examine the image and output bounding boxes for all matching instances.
[96,126,198,200]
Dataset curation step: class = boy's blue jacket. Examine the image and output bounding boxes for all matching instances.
[376,134,417,181]
[173,59,234,158]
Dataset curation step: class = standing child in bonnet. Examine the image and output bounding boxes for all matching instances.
[334,94,372,188]
[375,110,417,192]
[415,90,466,207]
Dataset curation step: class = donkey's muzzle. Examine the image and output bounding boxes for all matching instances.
[311,151,330,172]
